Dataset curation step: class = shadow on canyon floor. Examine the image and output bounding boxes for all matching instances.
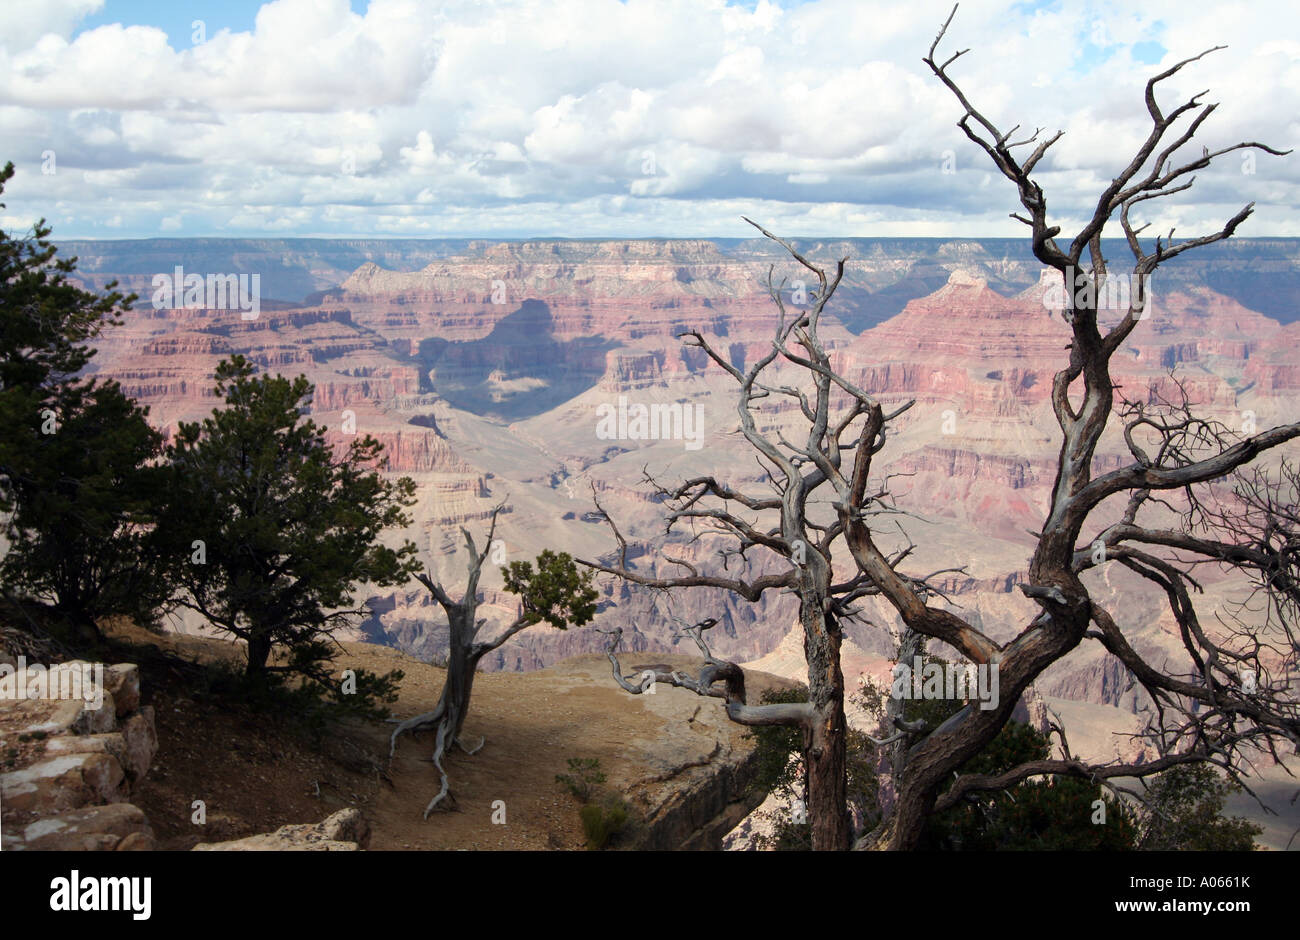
[415,300,619,420]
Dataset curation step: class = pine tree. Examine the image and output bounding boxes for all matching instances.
[159,355,420,712]
[0,160,166,636]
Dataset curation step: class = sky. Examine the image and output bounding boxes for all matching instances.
[0,0,1297,239]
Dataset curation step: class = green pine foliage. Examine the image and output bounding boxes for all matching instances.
[501,549,599,629]
[157,354,421,715]
[1136,763,1262,851]
[0,161,168,635]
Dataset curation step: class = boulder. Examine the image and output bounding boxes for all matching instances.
[4,802,154,851]
[192,809,370,851]
[72,694,116,736]
[44,731,132,776]
[2,661,112,709]
[1,752,128,814]
[8,695,116,738]
[0,657,159,850]
[103,664,141,717]
[116,831,155,851]
[14,700,89,738]
[119,706,157,783]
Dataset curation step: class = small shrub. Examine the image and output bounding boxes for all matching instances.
[580,796,630,850]
[556,756,606,802]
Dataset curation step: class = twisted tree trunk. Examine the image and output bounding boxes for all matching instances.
[388,511,599,818]
[388,579,489,817]
[437,605,484,745]
[802,601,851,851]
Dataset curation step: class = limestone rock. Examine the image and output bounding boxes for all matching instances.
[119,706,157,784]
[1011,684,1052,737]
[1,752,128,814]
[522,655,790,851]
[2,662,116,725]
[3,691,116,738]
[40,713,155,788]
[318,807,370,846]
[192,809,370,851]
[103,664,141,717]
[13,699,90,738]
[116,831,155,851]
[44,731,132,776]
[1,656,159,849]
[5,802,154,851]
[70,692,117,735]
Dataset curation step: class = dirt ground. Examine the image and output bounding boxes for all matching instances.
[108,621,749,850]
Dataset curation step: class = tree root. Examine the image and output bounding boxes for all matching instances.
[389,702,446,758]
[424,721,453,818]
[392,706,487,817]
[457,735,485,755]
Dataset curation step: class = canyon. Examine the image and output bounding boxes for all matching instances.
[71,236,1300,809]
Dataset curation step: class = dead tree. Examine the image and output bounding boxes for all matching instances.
[583,6,1299,851]
[863,4,1300,849]
[578,220,967,850]
[1190,456,1300,655]
[390,506,598,817]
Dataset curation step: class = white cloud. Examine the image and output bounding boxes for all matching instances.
[0,0,102,54]
[0,0,1294,238]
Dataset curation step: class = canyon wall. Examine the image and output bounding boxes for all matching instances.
[81,238,1300,717]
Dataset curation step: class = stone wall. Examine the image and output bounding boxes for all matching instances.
[1,656,158,850]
